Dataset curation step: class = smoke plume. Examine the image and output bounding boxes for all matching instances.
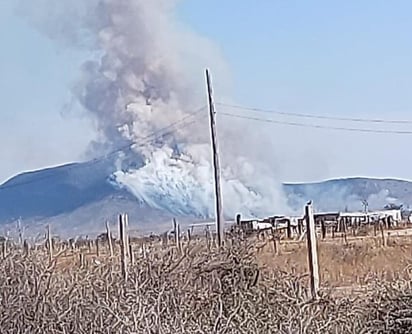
[18,0,290,219]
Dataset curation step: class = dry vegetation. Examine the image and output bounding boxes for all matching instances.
[1,232,412,333]
[259,233,412,288]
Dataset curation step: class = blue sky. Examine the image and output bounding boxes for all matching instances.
[2,0,412,182]
[179,1,412,114]
[0,0,95,182]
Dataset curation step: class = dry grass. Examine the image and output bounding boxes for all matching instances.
[1,233,412,333]
[258,234,412,288]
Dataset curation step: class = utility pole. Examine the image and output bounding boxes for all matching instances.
[205,68,224,247]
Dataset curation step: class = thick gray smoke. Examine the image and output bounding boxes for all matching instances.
[18,0,291,219]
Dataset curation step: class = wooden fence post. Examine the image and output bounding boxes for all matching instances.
[79,252,85,268]
[23,240,30,257]
[271,228,278,254]
[47,225,53,263]
[321,220,326,239]
[2,238,7,259]
[177,223,182,253]
[17,219,23,246]
[106,221,114,257]
[123,214,130,257]
[96,239,100,257]
[236,214,241,226]
[305,202,320,300]
[342,219,348,245]
[161,232,168,248]
[119,214,128,281]
[287,220,292,239]
[173,218,182,253]
[129,243,134,266]
[142,242,147,260]
[173,218,178,245]
[380,221,387,247]
[205,227,211,253]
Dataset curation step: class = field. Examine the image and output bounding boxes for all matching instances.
[259,229,412,289]
[1,226,412,333]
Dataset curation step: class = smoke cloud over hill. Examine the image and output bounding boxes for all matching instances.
[18,0,290,219]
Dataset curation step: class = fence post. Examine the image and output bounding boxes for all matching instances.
[142,242,147,260]
[205,227,211,253]
[380,221,387,247]
[96,238,100,257]
[129,243,134,266]
[123,214,130,257]
[23,240,30,257]
[342,219,348,245]
[2,238,7,259]
[79,252,85,268]
[305,202,320,300]
[119,214,128,281]
[173,218,178,245]
[287,220,292,239]
[271,228,278,254]
[321,220,326,239]
[173,218,182,253]
[105,221,114,257]
[47,225,53,263]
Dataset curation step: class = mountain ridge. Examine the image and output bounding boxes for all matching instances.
[1,162,411,237]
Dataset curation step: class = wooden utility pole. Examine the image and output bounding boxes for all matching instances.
[205,68,224,247]
[305,202,320,300]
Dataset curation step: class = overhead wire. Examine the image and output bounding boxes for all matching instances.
[4,100,412,191]
[217,102,412,124]
[219,111,412,135]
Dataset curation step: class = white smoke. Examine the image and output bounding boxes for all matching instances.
[18,0,290,219]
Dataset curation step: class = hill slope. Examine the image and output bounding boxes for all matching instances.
[0,161,181,236]
[1,162,411,236]
[283,178,412,212]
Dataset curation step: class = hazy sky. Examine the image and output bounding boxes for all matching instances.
[2,0,412,183]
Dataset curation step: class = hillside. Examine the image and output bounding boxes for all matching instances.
[1,162,411,237]
[283,177,412,212]
[0,161,181,237]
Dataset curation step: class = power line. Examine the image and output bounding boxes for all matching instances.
[0,106,206,191]
[219,111,412,135]
[86,105,206,163]
[217,102,412,124]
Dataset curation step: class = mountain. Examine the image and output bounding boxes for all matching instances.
[0,161,182,237]
[283,178,412,212]
[1,162,412,237]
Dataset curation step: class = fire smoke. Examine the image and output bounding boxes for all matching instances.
[18,0,291,219]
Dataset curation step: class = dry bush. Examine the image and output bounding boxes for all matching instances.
[1,237,412,333]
